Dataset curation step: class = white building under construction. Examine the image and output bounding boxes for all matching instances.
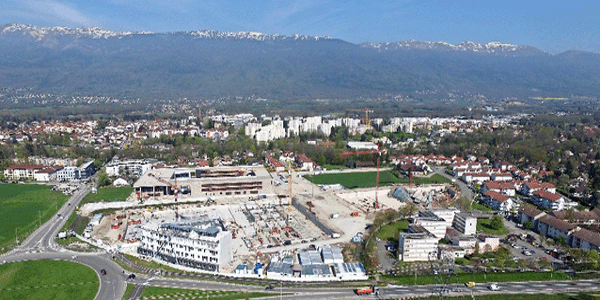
[137,218,233,272]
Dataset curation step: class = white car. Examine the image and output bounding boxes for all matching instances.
[488,283,500,291]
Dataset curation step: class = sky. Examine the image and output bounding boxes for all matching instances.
[1,0,599,54]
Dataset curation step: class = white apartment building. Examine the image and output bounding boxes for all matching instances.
[452,213,477,236]
[138,218,233,272]
[412,216,448,238]
[105,158,158,177]
[398,231,439,262]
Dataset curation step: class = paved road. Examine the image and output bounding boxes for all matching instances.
[2,185,128,300]
[434,167,473,201]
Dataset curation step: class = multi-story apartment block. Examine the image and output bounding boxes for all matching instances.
[398,230,439,262]
[452,213,477,236]
[138,218,232,272]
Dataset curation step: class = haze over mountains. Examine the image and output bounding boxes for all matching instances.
[1,24,599,100]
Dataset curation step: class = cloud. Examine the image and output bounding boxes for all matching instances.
[2,0,96,27]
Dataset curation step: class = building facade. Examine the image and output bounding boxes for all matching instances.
[138,218,233,272]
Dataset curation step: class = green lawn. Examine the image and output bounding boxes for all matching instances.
[305,171,449,189]
[382,270,571,286]
[477,218,509,235]
[0,184,69,252]
[377,220,410,242]
[80,186,133,205]
[121,284,135,300]
[140,286,273,300]
[0,260,99,300]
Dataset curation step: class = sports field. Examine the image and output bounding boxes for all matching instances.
[0,260,99,300]
[305,171,449,189]
[0,184,69,251]
[80,186,133,205]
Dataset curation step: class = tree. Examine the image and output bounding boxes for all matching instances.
[98,171,111,187]
[556,236,566,246]
[317,154,326,167]
[490,215,504,231]
[523,221,532,230]
[399,202,417,218]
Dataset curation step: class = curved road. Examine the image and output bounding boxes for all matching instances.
[3,182,600,300]
[1,185,127,300]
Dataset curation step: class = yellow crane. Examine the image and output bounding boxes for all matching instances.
[348,108,374,126]
[287,161,293,225]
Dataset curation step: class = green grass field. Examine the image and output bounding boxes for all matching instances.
[140,286,273,300]
[80,186,133,205]
[377,220,410,242]
[0,260,99,300]
[477,218,510,235]
[0,184,69,252]
[305,171,449,189]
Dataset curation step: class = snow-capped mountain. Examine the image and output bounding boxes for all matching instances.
[0,24,331,42]
[361,40,541,54]
[0,24,154,40]
[182,29,331,41]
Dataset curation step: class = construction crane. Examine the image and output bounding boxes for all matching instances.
[347,108,374,126]
[197,104,204,123]
[287,161,293,225]
[364,109,373,126]
[375,146,381,210]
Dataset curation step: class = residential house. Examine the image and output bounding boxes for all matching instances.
[536,215,579,243]
[532,190,569,211]
[570,228,600,252]
[491,172,513,181]
[518,205,545,228]
[482,191,515,212]
[481,181,516,196]
[296,154,315,171]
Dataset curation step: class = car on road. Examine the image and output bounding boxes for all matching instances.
[100,269,107,275]
[265,285,274,290]
[127,274,136,280]
[488,283,500,291]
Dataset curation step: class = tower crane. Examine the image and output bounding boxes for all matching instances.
[287,161,293,225]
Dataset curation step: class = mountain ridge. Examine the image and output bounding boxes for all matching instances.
[0,23,599,100]
[1,23,546,54]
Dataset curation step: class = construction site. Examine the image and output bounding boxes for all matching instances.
[80,163,458,277]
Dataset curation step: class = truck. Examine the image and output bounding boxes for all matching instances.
[354,285,379,295]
